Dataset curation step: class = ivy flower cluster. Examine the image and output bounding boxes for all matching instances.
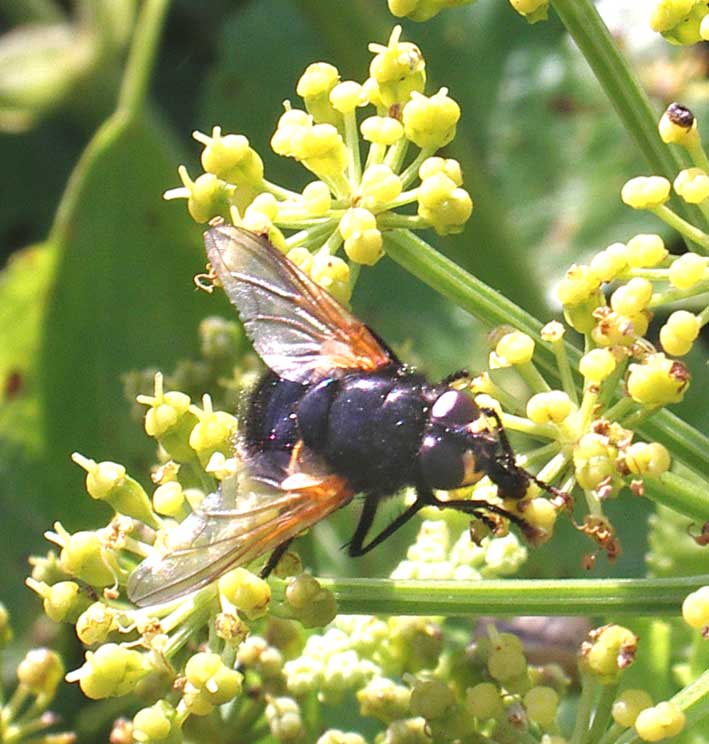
[165,26,472,305]
[0,603,75,744]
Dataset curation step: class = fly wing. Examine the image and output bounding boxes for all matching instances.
[127,468,353,607]
[204,225,393,384]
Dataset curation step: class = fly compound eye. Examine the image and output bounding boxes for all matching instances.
[419,433,466,491]
[431,390,479,426]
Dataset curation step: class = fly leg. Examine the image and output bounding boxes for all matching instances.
[259,538,294,578]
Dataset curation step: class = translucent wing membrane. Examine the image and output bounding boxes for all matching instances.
[127,470,353,607]
[204,225,392,383]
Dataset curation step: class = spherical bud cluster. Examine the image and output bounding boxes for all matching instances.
[59,530,114,587]
[403,88,460,149]
[621,176,671,209]
[17,648,64,697]
[340,207,384,265]
[316,731,366,744]
[417,167,473,235]
[591,307,649,347]
[218,567,271,620]
[523,686,559,728]
[138,376,197,462]
[188,396,238,467]
[133,701,182,744]
[466,681,504,720]
[368,26,426,109]
[167,166,235,224]
[419,156,463,185]
[526,391,574,424]
[265,696,303,742]
[271,109,348,182]
[360,115,404,145]
[659,102,698,145]
[491,331,535,367]
[309,253,352,305]
[660,310,701,356]
[388,0,470,22]
[626,353,690,407]
[486,631,528,686]
[152,481,186,518]
[622,442,671,478]
[381,718,430,743]
[681,585,709,631]
[674,167,709,203]
[359,164,402,211]
[285,574,337,627]
[610,277,653,316]
[518,497,559,535]
[650,0,708,44]
[182,652,243,715]
[634,701,686,741]
[72,454,158,528]
[581,624,638,682]
[668,251,707,289]
[387,617,443,674]
[69,643,151,699]
[611,688,654,727]
[27,579,91,623]
[579,348,618,384]
[481,533,529,576]
[509,0,550,24]
[297,62,342,128]
[76,601,118,645]
[330,81,367,114]
[357,677,411,723]
[625,234,668,268]
[590,242,628,282]
[556,265,603,332]
[195,128,264,189]
[573,433,618,492]
[408,677,455,720]
[301,180,332,216]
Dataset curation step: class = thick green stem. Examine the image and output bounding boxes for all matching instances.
[117,0,171,119]
[643,472,709,523]
[384,229,709,480]
[300,575,709,617]
[550,0,706,235]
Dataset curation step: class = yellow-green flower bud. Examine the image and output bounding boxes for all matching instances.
[360,115,404,145]
[195,127,264,187]
[199,315,243,361]
[634,701,685,741]
[0,603,11,648]
[621,176,671,209]
[610,278,653,315]
[523,686,559,728]
[495,331,535,365]
[626,354,690,407]
[510,0,550,24]
[184,652,242,707]
[17,648,64,697]
[662,1,708,44]
[417,178,473,235]
[316,731,366,744]
[188,396,238,467]
[626,234,667,268]
[582,624,637,682]
[344,229,384,265]
[403,88,460,149]
[359,164,402,209]
[286,574,337,627]
[541,320,565,342]
[219,567,271,620]
[658,102,698,145]
[265,696,303,742]
[488,644,527,682]
[357,677,411,724]
[682,585,709,629]
[330,81,366,113]
[388,617,443,674]
[152,481,186,518]
[526,391,573,424]
[674,167,709,203]
[591,309,649,347]
[310,253,352,305]
[72,454,158,528]
[660,309,701,356]
[70,643,151,699]
[382,718,429,743]
[573,434,618,491]
[419,156,463,185]
[27,579,90,623]
[623,442,671,477]
[522,498,558,533]
[556,264,602,306]
[590,243,628,281]
[368,26,426,109]
[133,701,182,744]
[247,192,279,221]
[409,677,455,720]
[76,602,117,645]
[466,682,504,719]
[650,1,695,33]
[612,689,653,727]
[668,251,707,288]
[59,531,114,587]
[271,108,312,158]
[579,348,617,383]
[170,167,235,224]
[297,62,342,128]
[302,180,332,215]
[300,124,349,181]
[287,246,315,274]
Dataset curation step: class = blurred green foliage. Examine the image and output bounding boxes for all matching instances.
[0,0,706,680]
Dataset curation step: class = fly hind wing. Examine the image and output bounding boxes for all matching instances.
[127,473,353,607]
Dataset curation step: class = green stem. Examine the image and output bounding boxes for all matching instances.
[117,0,171,119]
[383,229,709,480]
[583,681,619,744]
[652,205,709,255]
[296,575,709,617]
[643,472,709,523]
[570,672,599,744]
[550,0,706,235]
